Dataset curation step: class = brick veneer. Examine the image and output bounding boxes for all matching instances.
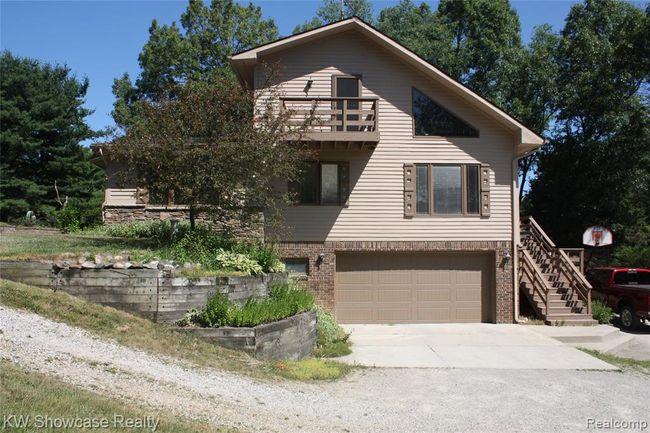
[277,240,514,324]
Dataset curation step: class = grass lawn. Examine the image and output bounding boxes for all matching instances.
[0,279,352,381]
[0,360,236,433]
[579,348,650,376]
[0,229,160,261]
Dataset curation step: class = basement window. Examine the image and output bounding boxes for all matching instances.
[284,258,309,276]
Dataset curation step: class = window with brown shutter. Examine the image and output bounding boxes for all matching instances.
[406,163,487,217]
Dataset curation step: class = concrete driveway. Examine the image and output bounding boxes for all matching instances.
[339,323,617,370]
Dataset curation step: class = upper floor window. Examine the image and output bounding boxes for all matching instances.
[412,87,479,137]
[415,164,480,216]
[290,161,349,206]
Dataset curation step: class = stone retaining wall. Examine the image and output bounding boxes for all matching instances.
[174,309,317,360]
[0,261,287,323]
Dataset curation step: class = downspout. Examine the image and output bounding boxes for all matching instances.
[511,148,537,324]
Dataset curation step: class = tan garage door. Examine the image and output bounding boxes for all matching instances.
[335,252,493,324]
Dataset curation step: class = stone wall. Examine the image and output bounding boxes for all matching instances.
[102,205,265,240]
[277,240,514,324]
[0,261,287,324]
[175,309,317,360]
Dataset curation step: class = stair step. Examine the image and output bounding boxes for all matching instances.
[544,314,598,326]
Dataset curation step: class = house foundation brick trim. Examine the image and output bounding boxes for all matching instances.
[277,240,514,324]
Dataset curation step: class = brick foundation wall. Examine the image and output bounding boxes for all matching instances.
[277,240,514,324]
[102,205,264,240]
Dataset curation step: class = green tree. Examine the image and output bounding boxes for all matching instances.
[528,0,650,247]
[376,0,443,61]
[293,0,374,33]
[107,72,312,230]
[0,51,103,225]
[506,25,560,201]
[434,0,523,104]
[112,0,279,130]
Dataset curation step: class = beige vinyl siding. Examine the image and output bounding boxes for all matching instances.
[105,188,138,206]
[259,29,517,242]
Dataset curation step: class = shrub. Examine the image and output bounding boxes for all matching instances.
[214,249,263,275]
[100,220,191,244]
[188,282,315,328]
[592,299,614,324]
[57,203,82,233]
[233,242,285,273]
[312,306,351,358]
[201,292,230,327]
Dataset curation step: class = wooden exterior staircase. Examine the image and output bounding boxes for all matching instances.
[519,217,597,326]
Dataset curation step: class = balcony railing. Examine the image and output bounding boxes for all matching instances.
[280,97,379,145]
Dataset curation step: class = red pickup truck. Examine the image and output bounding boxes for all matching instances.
[586,267,650,330]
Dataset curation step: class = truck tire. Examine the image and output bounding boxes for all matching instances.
[619,305,640,331]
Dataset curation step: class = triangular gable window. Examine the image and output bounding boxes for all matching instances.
[412,87,479,137]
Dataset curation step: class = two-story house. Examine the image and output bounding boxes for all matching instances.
[102,18,595,326]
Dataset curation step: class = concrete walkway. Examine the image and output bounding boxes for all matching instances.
[339,323,618,370]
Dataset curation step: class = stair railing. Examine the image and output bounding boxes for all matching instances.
[522,217,593,315]
[518,246,550,317]
[555,249,592,315]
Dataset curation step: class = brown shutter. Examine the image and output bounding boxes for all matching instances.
[404,163,415,217]
[480,164,491,217]
[339,161,350,207]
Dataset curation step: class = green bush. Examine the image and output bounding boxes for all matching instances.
[200,292,230,327]
[88,221,286,275]
[57,203,82,233]
[233,242,285,273]
[312,306,351,358]
[215,249,263,275]
[100,220,192,244]
[592,299,614,324]
[613,245,650,268]
[187,282,314,328]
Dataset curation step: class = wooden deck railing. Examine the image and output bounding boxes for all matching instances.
[280,97,379,134]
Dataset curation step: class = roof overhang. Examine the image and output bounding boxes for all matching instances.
[230,17,545,151]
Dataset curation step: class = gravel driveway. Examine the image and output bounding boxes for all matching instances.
[1,305,649,433]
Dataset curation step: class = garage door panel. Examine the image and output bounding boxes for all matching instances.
[337,307,373,323]
[415,307,450,322]
[375,307,413,322]
[377,288,412,302]
[415,288,451,302]
[415,270,452,284]
[456,288,481,302]
[336,252,492,324]
[337,288,374,302]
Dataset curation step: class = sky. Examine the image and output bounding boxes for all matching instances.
[0,0,580,140]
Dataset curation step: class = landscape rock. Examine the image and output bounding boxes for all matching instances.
[113,262,126,269]
[143,261,159,270]
[81,261,96,269]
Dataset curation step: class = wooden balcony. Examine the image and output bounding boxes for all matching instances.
[280,97,379,149]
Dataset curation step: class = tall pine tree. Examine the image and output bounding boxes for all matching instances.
[0,51,103,224]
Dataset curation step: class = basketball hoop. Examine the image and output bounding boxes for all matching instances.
[583,226,613,247]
